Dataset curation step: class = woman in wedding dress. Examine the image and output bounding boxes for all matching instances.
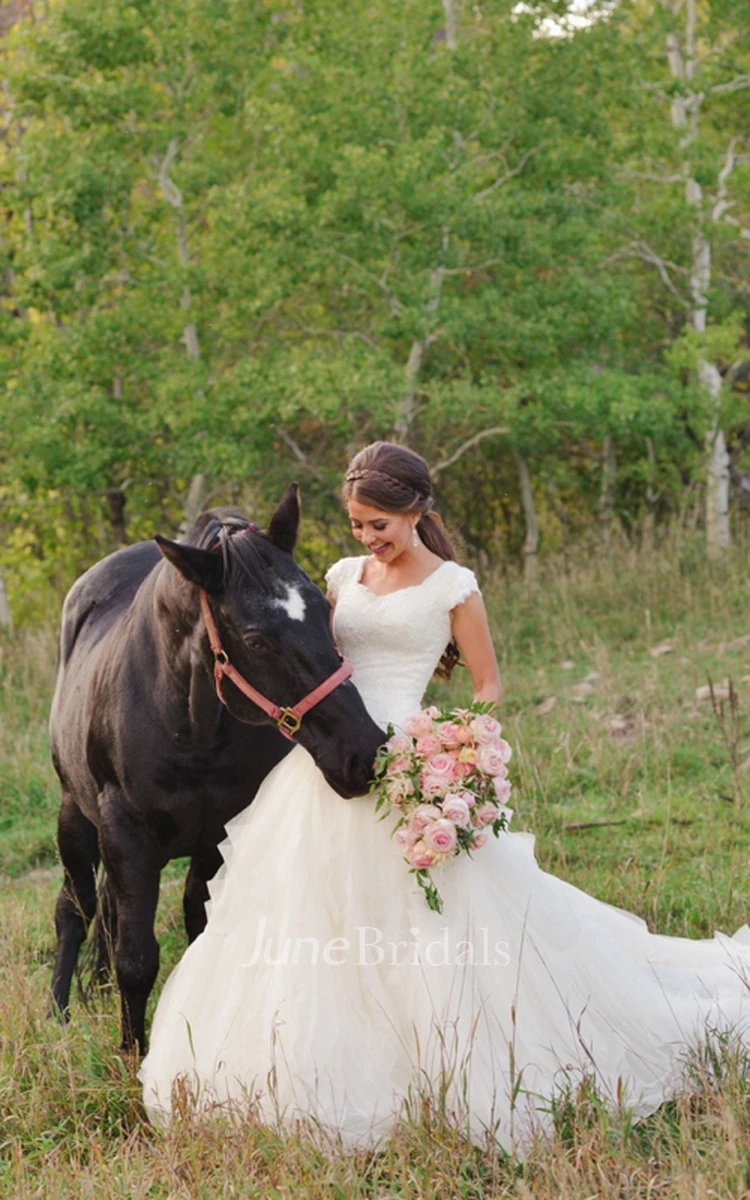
[140,441,750,1153]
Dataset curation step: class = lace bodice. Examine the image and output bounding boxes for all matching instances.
[325,556,480,729]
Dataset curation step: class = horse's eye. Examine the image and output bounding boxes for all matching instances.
[243,633,269,653]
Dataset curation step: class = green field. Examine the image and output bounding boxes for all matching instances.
[2,537,750,1197]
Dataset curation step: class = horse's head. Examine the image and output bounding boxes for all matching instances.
[155,485,384,798]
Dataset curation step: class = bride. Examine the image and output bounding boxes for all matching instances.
[140,440,750,1152]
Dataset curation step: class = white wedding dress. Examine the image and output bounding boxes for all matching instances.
[140,555,750,1152]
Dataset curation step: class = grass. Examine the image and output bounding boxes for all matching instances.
[2,530,750,1196]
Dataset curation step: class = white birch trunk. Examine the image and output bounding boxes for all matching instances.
[441,0,457,50]
[158,139,200,361]
[178,473,207,539]
[665,0,729,555]
[514,450,539,583]
[394,244,446,442]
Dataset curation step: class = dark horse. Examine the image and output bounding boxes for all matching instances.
[49,486,383,1052]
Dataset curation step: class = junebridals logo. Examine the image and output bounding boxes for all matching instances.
[242,918,510,968]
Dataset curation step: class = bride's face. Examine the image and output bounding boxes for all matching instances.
[347,499,416,563]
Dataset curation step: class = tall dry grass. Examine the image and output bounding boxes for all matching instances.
[2,531,750,1195]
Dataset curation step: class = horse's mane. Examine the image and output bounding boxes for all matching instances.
[184,508,281,594]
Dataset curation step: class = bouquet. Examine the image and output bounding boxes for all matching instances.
[370,703,511,912]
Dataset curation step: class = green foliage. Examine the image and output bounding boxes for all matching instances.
[0,0,748,621]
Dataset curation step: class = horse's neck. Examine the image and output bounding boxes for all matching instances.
[147,571,222,745]
[188,642,223,745]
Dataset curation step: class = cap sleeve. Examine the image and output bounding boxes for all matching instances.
[439,563,480,612]
[324,556,362,601]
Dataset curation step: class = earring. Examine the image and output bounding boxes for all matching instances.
[412,524,420,547]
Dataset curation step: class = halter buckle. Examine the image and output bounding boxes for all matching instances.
[277,707,301,737]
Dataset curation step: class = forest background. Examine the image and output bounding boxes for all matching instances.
[0,0,749,625]
[2,3,750,1192]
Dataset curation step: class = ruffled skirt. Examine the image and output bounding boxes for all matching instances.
[139,745,750,1152]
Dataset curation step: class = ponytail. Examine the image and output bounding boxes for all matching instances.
[416,511,456,562]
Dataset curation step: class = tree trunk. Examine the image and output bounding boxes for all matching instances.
[665,0,729,556]
[158,139,201,361]
[0,571,12,635]
[178,473,207,539]
[599,435,617,545]
[106,489,127,546]
[394,236,447,443]
[514,450,538,583]
[441,0,457,50]
[705,427,730,558]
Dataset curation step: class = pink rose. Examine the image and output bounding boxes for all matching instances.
[441,795,472,828]
[425,752,456,778]
[388,755,412,775]
[415,734,441,758]
[473,802,500,828]
[386,776,414,805]
[472,833,488,849]
[403,711,435,739]
[476,745,507,776]
[386,735,413,755]
[469,714,502,744]
[450,760,473,781]
[455,788,476,808]
[407,840,436,869]
[420,773,449,797]
[455,724,474,745]
[496,738,512,764]
[422,818,458,854]
[492,776,512,804]
[408,803,442,832]
[436,722,461,748]
[393,826,418,853]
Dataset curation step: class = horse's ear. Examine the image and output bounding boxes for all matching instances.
[266,483,300,555]
[155,537,225,593]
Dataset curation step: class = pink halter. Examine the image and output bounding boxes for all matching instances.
[199,590,353,740]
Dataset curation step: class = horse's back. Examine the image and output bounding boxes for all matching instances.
[58,541,161,666]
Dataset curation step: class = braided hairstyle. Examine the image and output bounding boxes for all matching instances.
[342,441,462,679]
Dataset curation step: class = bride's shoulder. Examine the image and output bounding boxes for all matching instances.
[436,560,481,611]
[324,556,365,599]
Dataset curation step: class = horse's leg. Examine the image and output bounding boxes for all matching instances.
[98,787,161,1054]
[183,846,223,943]
[51,794,100,1019]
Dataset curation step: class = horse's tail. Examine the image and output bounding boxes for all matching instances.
[77,869,117,1000]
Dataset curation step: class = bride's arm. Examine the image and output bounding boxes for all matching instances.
[450,593,502,705]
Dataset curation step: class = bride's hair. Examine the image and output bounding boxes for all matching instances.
[342,441,462,679]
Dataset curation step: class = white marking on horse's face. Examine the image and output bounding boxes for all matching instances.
[274,585,306,622]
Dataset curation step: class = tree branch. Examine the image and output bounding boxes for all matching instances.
[710,75,750,95]
[600,240,691,305]
[430,426,509,480]
[284,324,377,348]
[442,258,501,276]
[473,144,543,203]
[271,426,341,503]
[336,253,403,317]
[156,138,183,210]
[618,169,685,185]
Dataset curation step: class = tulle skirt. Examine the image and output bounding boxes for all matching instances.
[139,745,750,1152]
